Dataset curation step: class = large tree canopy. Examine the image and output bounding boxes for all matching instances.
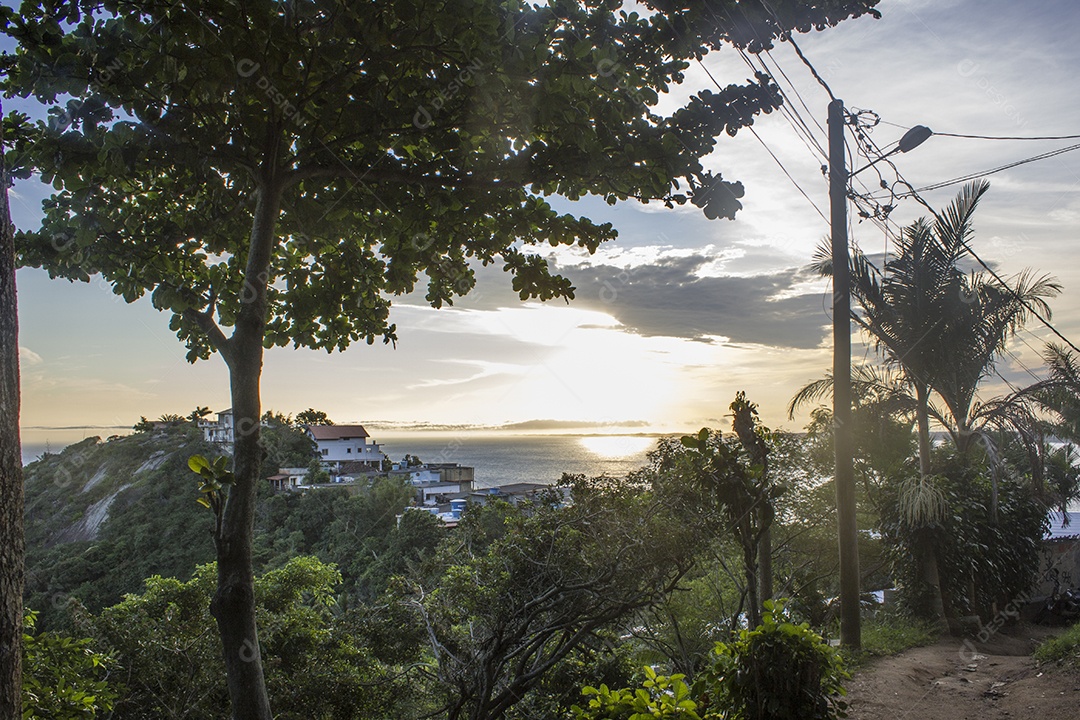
[0,1,881,716]
[3,0,878,362]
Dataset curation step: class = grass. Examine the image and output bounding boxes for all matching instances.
[1034,621,1080,667]
[840,614,938,669]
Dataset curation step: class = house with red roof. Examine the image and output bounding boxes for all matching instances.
[305,424,384,468]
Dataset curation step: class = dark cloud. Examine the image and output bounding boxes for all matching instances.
[557,254,831,349]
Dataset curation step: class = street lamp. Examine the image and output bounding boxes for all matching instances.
[850,124,933,177]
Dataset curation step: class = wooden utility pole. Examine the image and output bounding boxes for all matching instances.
[829,97,860,649]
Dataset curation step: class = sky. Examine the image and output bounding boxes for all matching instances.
[9,0,1080,447]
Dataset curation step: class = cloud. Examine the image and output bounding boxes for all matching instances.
[554,252,832,349]
[19,346,43,365]
[406,359,528,389]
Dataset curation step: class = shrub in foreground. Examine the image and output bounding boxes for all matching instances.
[573,600,849,720]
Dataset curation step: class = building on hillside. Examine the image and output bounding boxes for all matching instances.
[407,481,566,528]
[306,424,384,466]
[268,469,307,492]
[471,482,557,506]
[199,409,234,447]
[391,463,475,503]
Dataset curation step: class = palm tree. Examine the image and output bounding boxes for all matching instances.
[808,180,1059,626]
[816,181,1058,471]
[1027,343,1080,442]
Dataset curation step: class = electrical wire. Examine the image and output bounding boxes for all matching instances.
[785,34,835,101]
[934,132,1080,141]
[758,33,1080,383]
[733,49,828,161]
[880,142,1080,198]
[747,124,830,226]
[756,50,829,157]
[696,58,830,226]
[765,48,830,142]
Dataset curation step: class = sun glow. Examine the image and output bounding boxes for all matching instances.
[578,435,657,459]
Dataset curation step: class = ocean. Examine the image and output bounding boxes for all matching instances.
[19,429,666,487]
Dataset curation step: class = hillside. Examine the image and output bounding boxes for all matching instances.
[22,421,436,630]
[23,425,221,626]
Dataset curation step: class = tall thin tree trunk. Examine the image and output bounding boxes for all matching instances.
[914,383,947,630]
[742,522,761,628]
[758,524,773,606]
[915,384,933,478]
[209,176,283,720]
[0,101,26,720]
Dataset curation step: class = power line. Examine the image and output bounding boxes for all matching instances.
[784,34,835,101]
[696,59,830,226]
[734,49,828,161]
[934,132,1080,141]
[747,125,830,225]
[883,142,1080,197]
[749,32,1080,382]
[838,105,1080,357]
[760,49,825,155]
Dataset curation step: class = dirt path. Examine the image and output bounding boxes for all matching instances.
[846,623,1080,720]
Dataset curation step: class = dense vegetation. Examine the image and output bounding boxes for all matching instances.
[19,179,1080,718]
[21,399,1067,718]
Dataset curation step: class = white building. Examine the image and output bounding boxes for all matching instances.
[306,424,383,467]
[268,468,308,492]
[199,409,234,447]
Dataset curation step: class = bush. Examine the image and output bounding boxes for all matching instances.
[573,667,702,720]
[22,611,118,719]
[696,600,849,720]
[1034,621,1080,666]
[572,601,849,720]
[880,453,1048,622]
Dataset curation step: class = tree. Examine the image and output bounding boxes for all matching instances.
[188,406,212,422]
[2,1,881,715]
[294,409,333,427]
[812,181,1059,626]
[817,181,1058,476]
[0,96,25,720]
[653,394,782,629]
[1025,343,1080,442]
[410,477,704,720]
[83,557,409,720]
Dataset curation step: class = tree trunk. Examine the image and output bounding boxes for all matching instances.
[918,532,948,631]
[913,383,947,630]
[758,524,773,606]
[742,521,761,628]
[914,384,932,478]
[209,177,283,720]
[0,103,25,720]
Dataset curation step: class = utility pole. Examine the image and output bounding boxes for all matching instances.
[828,97,860,649]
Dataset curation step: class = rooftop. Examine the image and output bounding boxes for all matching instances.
[306,424,370,440]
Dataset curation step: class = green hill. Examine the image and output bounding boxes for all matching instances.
[22,421,437,630]
[23,425,220,626]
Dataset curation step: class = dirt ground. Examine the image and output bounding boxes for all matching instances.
[846,623,1080,720]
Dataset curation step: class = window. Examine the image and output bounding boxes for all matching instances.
[321,449,328,456]
[347,448,352,454]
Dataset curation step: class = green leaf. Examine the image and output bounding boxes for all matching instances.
[188,455,210,474]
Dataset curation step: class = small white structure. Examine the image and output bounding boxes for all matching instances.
[306,424,383,466]
[392,463,475,503]
[268,469,306,492]
[199,409,234,447]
